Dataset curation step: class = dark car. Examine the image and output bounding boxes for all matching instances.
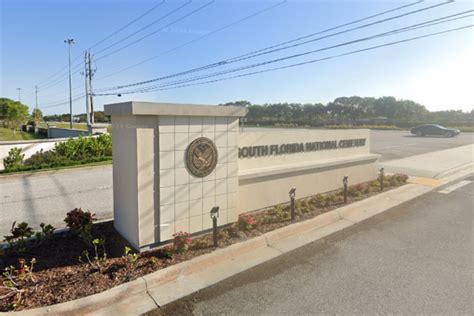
[410,124,460,137]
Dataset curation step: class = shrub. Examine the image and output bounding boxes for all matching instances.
[13,134,113,173]
[269,205,290,221]
[389,173,409,186]
[64,208,96,245]
[3,148,24,171]
[123,246,139,264]
[311,193,326,207]
[347,183,366,197]
[324,194,338,206]
[173,231,192,252]
[33,223,55,244]
[3,222,34,251]
[238,215,255,230]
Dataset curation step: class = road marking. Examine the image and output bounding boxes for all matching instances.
[96,185,111,190]
[438,180,472,194]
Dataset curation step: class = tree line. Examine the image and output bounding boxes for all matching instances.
[43,111,109,123]
[221,97,473,127]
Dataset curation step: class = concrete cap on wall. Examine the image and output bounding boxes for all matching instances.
[104,101,248,117]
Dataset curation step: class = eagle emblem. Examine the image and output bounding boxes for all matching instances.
[186,137,218,177]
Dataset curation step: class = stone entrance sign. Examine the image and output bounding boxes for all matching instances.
[105,101,247,251]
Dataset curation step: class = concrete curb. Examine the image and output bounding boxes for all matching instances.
[2,172,469,315]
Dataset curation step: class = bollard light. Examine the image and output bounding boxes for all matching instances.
[289,187,296,222]
[210,206,219,248]
[379,168,385,191]
[343,176,349,204]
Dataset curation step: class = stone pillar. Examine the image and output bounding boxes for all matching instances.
[105,101,247,251]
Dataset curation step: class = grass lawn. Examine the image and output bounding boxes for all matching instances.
[0,127,45,141]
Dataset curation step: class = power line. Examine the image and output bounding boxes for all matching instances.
[89,0,167,50]
[93,0,191,57]
[94,1,215,62]
[121,11,474,93]
[34,0,168,90]
[95,0,288,82]
[96,0,452,92]
[99,25,473,96]
[42,94,86,108]
[94,17,472,96]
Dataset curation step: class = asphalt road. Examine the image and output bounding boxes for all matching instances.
[153,177,473,315]
[370,130,473,162]
[0,130,472,237]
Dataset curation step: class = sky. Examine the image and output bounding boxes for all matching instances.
[1,0,473,116]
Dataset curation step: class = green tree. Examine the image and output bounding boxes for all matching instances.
[32,108,43,126]
[0,98,29,133]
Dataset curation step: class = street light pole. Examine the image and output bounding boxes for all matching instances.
[16,88,22,102]
[64,38,75,129]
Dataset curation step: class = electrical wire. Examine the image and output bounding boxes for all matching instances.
[89,0,167,50]
[94,1,216,62]
[95,0,288,81]
[96,25,473,95]
[33,0,167,91]
[93,0,192,56]
[94,20,472,96]
[95,0,452,92]
[108,11,474,93]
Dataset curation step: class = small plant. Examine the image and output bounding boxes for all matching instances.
[80,238,107,273]
[33,223,55,244]
[123,246,139,265]
[348,183,366,197]
[149,256,159,266]
[172,231,192,252]
[3,147,24,171]
[324,194,338,206]
[3,222,34,251]
[64,208,96,245]
[218,229,230,241]
[270,205,290,221]
[312,193,326,207]
[1,258,36,309]
[388,173,409,186]
[238,215,255,230]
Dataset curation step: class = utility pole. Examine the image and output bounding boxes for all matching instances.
[87,50,95,124]
[35,85,38,109]
[17,88,22,102]
[84,51,91,126]
[64,38,75,129]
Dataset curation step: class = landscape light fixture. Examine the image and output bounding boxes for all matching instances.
[64,38,75,129]
[343,176,349,204]
[210,206,220,248]
[379,168,385,191]
[289,188,296,222]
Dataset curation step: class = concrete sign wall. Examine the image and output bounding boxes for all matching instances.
[105,102,247,251]
[238,129,379,213]
[105,102,379,251]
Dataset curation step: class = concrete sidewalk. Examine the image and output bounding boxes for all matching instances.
[380,144,473,178]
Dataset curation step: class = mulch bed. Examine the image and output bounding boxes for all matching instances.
[0,177,407,312]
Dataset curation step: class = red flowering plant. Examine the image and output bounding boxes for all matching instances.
[238,215,255,230]
[172,231,192,252]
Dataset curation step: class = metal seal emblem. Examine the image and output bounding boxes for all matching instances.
[186,137,218,177]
